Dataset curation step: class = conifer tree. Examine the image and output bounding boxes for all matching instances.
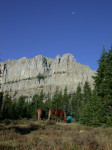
[32,94,39,109]
[80,89,106,126]
[38,90,44,108]
[90,45,112,126]
[10,101,19,119]
[83,81,92,104]
[73,84,82,121]
[68,93,74,115]
[93,46,112,104]
[70,92,76,117]
[32,91,44,109]
[93,45,108,99]
[52,87,62,109]
[44,93,52,118]
[31,94,38,118]
[62,87,70,115]
[25,101,33,119]
[80,46,112,126]
[0,58,2,90]
[2,94,12,119]
[31,90,45,118]
[0,92,3,117]
[79,81,92,122]
[0,58,3,118]
[103,46,112,104]
[16,96,27,119]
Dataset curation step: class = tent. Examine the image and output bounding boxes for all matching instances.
[66,116,74,123]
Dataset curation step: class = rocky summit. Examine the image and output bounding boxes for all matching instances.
[0,53,96,99]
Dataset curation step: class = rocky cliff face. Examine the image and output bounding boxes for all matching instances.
[0,54,96,99]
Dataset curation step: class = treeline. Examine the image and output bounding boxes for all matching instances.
[0,45,112,126]
[0,82,92,121]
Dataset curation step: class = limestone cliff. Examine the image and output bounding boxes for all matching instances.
[0,54,96,99]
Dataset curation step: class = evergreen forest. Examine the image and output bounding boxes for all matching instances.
[0,46,112,126]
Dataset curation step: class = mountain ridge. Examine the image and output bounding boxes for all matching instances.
[0,53,96,99]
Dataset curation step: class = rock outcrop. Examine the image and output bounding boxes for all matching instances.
[0,53,96,99]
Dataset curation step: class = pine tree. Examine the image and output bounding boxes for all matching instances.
[44,93,52,118]
[0,59,3,118]
[73,84,83,121]
[16,96,27,119]
[80,89,106,126]
[38,90,44,108]
[31,94,39,118]
[83,81,92,104]
[10,101,18,119]
[62,87,70,115]
[80,46,112,126]
[2,94,12,119]
[68,93,73,116]
[79,81,92,123]
[70,92,76,117]
[93,45,107,98]
[91,45,112,126]
[32,91,44,109]
[103,46,112,103]
[31,90,45,118]
[0,59,2,90]
[93,46,112,105]
[51,87,62,109]
[26,101,33,119]
[0,92,3,118]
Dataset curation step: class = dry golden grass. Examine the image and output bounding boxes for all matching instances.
[0,119,112,150]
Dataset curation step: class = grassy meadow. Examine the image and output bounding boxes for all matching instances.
[0,119,112,150]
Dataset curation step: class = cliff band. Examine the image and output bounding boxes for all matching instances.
[0,53,96,99]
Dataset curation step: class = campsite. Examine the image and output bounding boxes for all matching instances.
[1,0,112,149]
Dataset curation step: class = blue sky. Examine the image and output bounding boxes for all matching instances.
[0,0,112,70]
